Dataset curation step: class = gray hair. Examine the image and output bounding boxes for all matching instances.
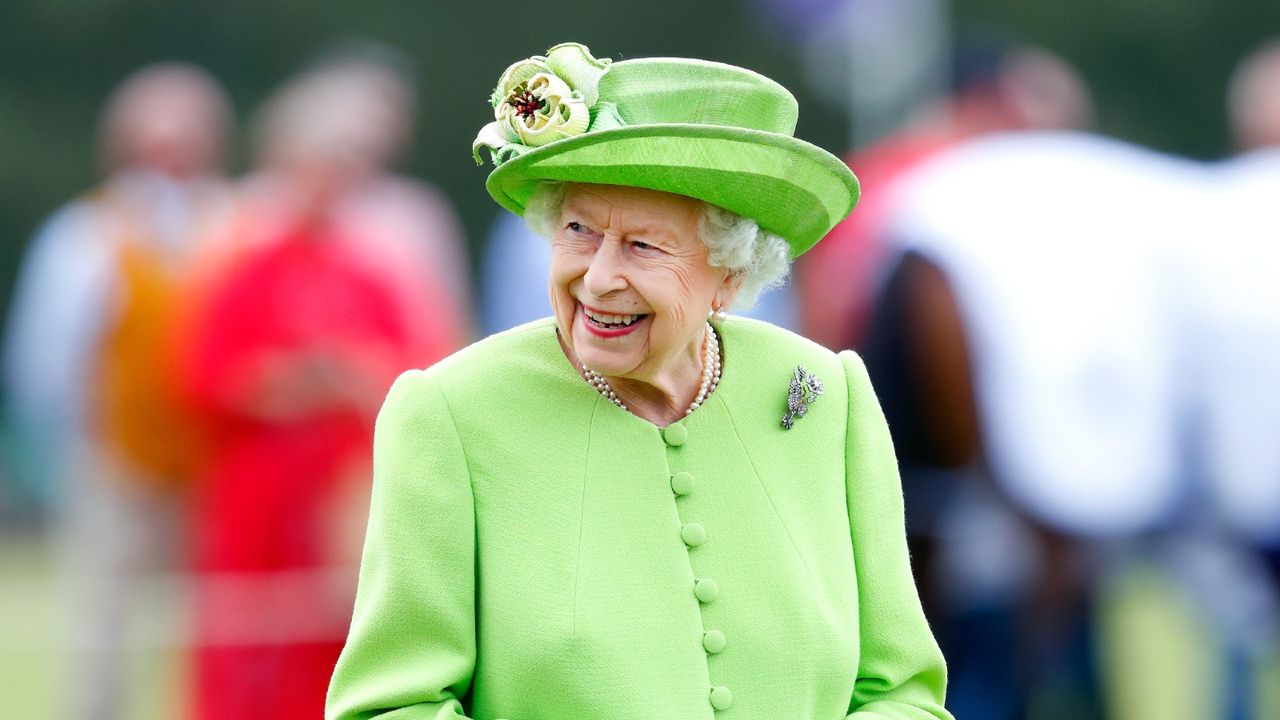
[523,182,791,309]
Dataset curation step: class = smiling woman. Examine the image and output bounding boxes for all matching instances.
[544,184,738,424]
[326,42,953,720]
[557,184,730,423]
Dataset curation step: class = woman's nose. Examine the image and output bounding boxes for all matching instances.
[582,240,627,296]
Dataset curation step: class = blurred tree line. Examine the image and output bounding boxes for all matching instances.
[0,0,1277,323]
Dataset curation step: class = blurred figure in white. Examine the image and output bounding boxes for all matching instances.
[796,39,1094,718]
[868,133,1210,719]
[2,63,234,719]
[1171,149,1280,720]
[1089,39,1280,720]
[1156,36,1280,720]
[1209,35,1280,570]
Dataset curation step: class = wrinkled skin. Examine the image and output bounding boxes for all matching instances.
[549,183,740,425]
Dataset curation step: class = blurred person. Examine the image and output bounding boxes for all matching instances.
[1217,34,1280,602]
[866,133,1209,719]
[1,63,233,719]
[791,40,1092,716]
[1228,37,1280,153]
[794,40,1093,350]
[1149,40,1280,718]
[480,210,800,335]
[880,112,1280,720]
[1189,153,1280,720]
[181,49,464,720]
[1082,42,1280,720]
[236,46,472,326]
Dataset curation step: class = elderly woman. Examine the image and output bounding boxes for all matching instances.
[327,44,951,720]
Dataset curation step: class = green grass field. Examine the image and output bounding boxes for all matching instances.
[0,532,187,719]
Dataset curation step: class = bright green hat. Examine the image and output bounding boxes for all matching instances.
[473,42,859,258]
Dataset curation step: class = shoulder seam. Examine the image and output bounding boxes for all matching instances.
[422,373,478,497]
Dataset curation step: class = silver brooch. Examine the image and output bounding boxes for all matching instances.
[781,365,824,429]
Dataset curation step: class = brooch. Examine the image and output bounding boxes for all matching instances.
[781,365,824,429]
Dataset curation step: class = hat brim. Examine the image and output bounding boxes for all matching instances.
[486,124,859,258]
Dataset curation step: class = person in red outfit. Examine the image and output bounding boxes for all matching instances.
[181,50,465,720]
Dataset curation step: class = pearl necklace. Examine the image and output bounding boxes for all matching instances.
[581,322,721,416]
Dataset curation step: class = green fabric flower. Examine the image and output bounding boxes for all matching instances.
[473,43,615,166]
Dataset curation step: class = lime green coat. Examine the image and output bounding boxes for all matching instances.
[327,317,950,720]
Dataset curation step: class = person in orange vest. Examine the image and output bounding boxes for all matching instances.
[3,63,233,719]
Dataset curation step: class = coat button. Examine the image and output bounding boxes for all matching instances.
[703,629,726,654]
[670,472,694,496]
[681,523,706,547]
[694,578,719,603]
[710,686,733,710]
[662,423,688,447]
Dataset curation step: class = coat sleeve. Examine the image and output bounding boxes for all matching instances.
[326,369,481,720]
[840,351,953,720]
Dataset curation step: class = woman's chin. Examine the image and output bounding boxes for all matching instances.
[576,347,635,377]
[573,334,638,375]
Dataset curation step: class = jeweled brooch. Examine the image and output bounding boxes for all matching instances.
[781,365,824,429]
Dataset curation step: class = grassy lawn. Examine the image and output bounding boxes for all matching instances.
[0,532,187,719]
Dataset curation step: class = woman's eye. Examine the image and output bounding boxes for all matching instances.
[632,241,656,252]
[567,221,586,233]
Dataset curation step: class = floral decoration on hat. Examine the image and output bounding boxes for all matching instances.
[474,42,861,258]
[473,43,624,166]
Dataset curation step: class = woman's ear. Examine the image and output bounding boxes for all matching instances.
[714,272,744,313]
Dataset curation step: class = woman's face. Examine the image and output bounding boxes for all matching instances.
[549,183,737,383]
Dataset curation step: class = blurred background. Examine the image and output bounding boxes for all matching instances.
[2,1,1279,718]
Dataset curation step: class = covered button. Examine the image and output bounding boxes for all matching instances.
[703,629,726,654]
[694,578,719,603]
[662,423,688,447]
[710,686,733,710]
[670,471,695,496]
[681,523,706,547]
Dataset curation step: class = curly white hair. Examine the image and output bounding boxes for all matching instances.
[522,182,791,309]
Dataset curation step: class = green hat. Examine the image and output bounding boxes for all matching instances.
[473,42,859,258]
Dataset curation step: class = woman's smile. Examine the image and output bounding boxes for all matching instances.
[578,302,650,338]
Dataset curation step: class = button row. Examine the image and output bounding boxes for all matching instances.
[665,437,727,712]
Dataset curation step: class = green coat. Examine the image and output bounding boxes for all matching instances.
[327,317,951,720]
